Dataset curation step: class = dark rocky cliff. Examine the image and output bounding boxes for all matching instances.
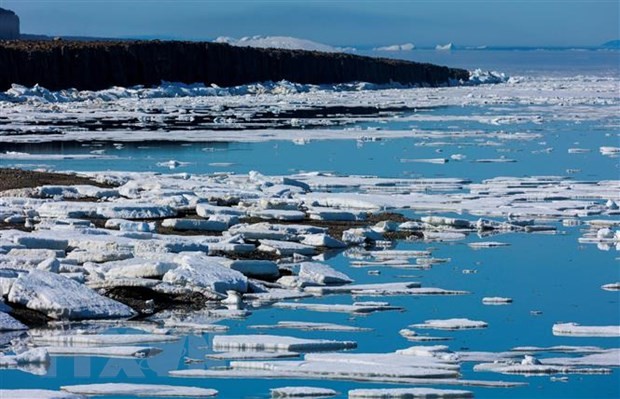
[0,40,469,91]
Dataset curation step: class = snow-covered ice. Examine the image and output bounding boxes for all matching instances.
[212,334,357,352]
[61,383,217,397]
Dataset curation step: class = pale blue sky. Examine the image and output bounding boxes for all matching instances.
[3,0,619,47]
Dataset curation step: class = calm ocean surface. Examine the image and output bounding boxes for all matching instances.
[0,49,618,399]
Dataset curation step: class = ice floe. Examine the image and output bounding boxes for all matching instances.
[31,333,179,346]
[410,318,488,330]
[212,334,357,352]
[552,322,620,337]
[0,390,85,399]
[250,321,371,332]
[348,388,473,398]
[8,270,135,319]
[271,386,337,397]
[43,346,162,358]
[61,383,217,397]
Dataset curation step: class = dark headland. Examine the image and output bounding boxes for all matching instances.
[0,40,469,91]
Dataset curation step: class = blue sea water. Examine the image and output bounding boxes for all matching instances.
[0,49,618,399]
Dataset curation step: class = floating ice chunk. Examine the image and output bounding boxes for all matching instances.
[600,146,620,156]
[596,228,614,239]
[303,282,420,295]
[398,329,451,342]
[230,359,458,379]
[32,334,179,346]
[300,234,346,249]
[14,235,69,251]
[274,301,402,314]
[341,228,383,245]
[0,390,85,399]
[552,322,620,337]
[568,148,591,154]
[0,348,49,367]
[299,262,353,285]
[196,203,246,217]
[482,297,513,305]
[348,388,473,398]
[156,160,192,169]
[473,361,611,375]
[206,351,301,360]
[105,219,156,232]
[308,208,362,222]
[162,319,229,332]
[44,346,162,358]
[410,318,488,330]
[271,386,337,397]
[468,241,510,249]
[421,216,471,228]
[162,253,248,294]
[401,158,449,164]
[229,223,325,241]
[423,232,467,241]
[0,311,28,331]
[253,209,306,221]
[161,218,228,232]
[96,204,176,220]
[244,289,312,303]
[8,270,136,320]
[61,383,217,397]
[542,349,620,367]
[102,258,177,279]
[37,258,60,273]
[251,321,371,332]
[601,282,620,291]
[258,239,317,256]
[227,260,280,279]
[212,334,356,352]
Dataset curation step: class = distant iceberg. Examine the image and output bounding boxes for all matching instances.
[374,43,415,51]
[435,43,454,51]
[214,35,355,53]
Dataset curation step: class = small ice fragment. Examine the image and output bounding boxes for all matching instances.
[482,297,513,305]
[212,334,356,352]
[601,282,620,291]
[271,386,337,397]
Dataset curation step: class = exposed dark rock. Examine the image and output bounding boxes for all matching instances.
[0,168,115,192]
[0,40,470,91]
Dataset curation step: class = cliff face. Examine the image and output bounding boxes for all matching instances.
[0,8,19,40]
[0,40,469,91]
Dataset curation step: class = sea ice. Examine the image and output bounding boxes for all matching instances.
[273,301,402,314]
[298,262,353,285]
[162,253,248,294]
[410,318,488,330]
[552,322,620,337]
[32,334,179,346]
[0,311,28,331]
[8,270,136,319]
[212,334,357,352]
[61,383,217,397]
[348,388,473,398]
[271,386,337,397]
[0,390,85,399]
[250,321,370,332]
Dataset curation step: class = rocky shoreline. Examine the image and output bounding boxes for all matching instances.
[0,40,469,91]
